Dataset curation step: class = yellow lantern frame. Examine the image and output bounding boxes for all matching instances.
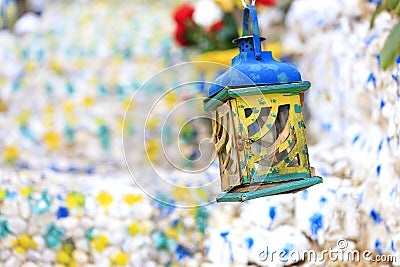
[206,83,322,202]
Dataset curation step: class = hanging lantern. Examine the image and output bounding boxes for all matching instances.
[204,2,322,202]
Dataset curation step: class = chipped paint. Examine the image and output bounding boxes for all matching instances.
[294,104,302,113]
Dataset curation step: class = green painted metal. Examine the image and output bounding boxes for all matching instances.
[204,88,230,112]
[216,176,323,202]
[204,81,310,112]
[251,172,311,183]
[228,81,311,97]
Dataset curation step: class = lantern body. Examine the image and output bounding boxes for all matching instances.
[205,83,322,202]
[204,4,322,202]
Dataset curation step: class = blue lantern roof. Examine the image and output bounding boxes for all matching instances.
[208,4,304,97]
[208,37,303,96]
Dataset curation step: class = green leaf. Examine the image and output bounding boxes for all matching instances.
[380,21,400,70]
[394,1,400,13]
[370,3,388,28]
[387,0,399,9]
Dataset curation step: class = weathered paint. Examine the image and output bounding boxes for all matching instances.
[207,89,322,202]
[203,82,311,112]
[217,177,323,202]
[252,172,311,184]
[294,104,302,113]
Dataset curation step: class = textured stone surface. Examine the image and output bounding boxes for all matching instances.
[0,0,398,266]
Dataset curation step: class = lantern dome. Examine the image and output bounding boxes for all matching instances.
[208,35,303,96]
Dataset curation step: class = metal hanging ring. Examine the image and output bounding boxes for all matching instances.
[241,0,256,8]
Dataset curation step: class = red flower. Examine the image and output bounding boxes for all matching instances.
[256,0,276,6]
[173,4,195,25]
[174,24,189,46]
[209,21,225,32]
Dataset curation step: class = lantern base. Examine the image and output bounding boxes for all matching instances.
[216,176,323,202]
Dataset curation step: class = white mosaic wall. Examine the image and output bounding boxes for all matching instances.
[0,0,399,266]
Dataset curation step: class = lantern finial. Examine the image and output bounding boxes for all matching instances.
[236,4,263,60]
[241,0,256,8]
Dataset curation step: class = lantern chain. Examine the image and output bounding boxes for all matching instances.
[241,0,256,8]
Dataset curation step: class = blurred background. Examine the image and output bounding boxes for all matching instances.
[0,0,399,266]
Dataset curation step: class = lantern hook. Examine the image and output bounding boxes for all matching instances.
[241,0,256,8]
[241,3,262,60]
